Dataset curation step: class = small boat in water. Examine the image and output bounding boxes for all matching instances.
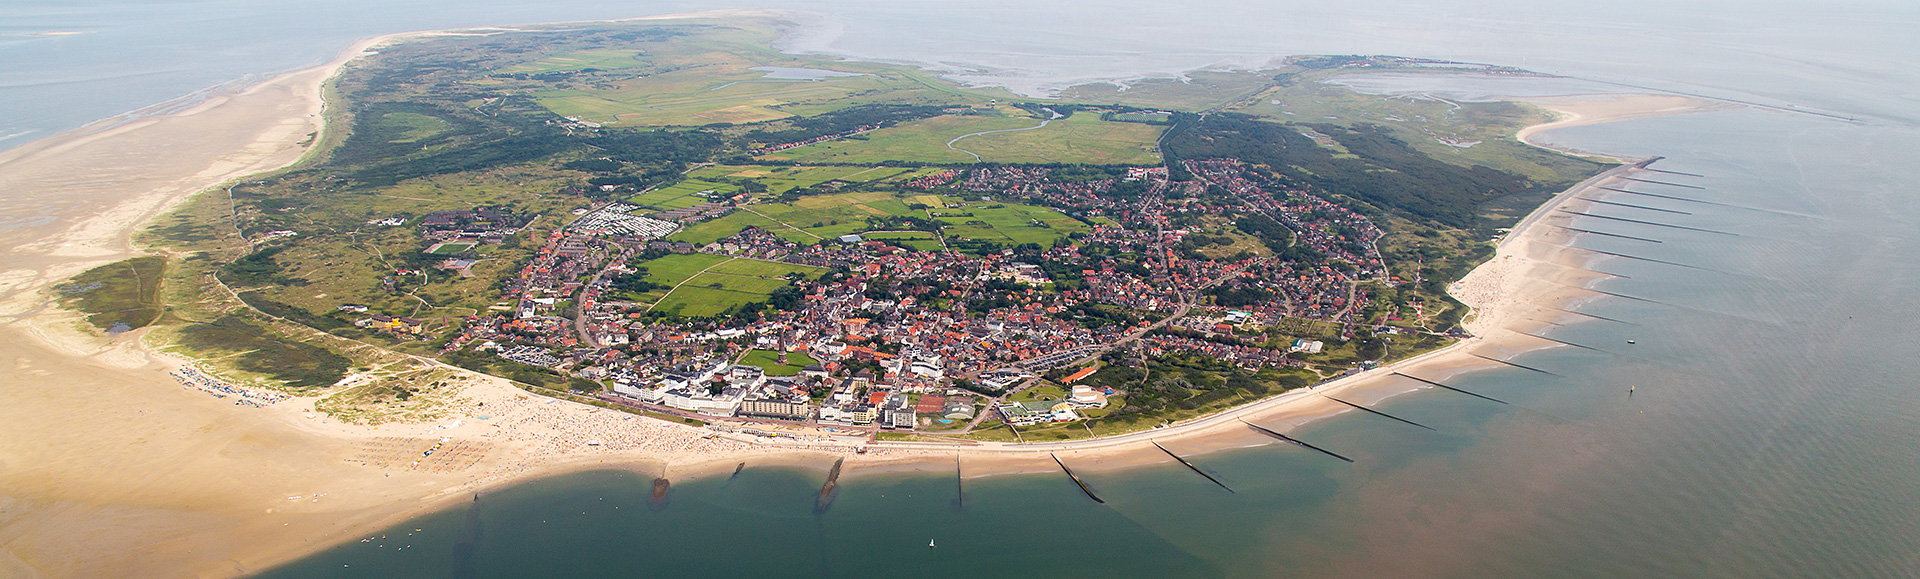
[929,539,936,548]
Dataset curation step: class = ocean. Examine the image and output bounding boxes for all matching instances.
[7,1,1919,577]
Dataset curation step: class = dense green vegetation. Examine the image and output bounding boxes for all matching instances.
[176,316,353,389]
[1167,113,1541,229]
[55,256,167,331]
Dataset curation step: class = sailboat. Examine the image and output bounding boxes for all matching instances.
[929,539,936,548]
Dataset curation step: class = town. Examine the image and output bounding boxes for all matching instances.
[349,157,1457,441]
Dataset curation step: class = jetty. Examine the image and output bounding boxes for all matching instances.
[1514,331,1607,353]
[813,458,845,515]
[1239,420,1354,463]
[649,478,670,511]
[1469,353,1560,376]
[1390,372,1509,405]
[1597,185,1724,207]
[1322,396,1436,431]
[1553,225,1666,243]
[1621,176,1706,190]
[1642,167,1705,178]
[1558,245,1712,271]
[1552,306,1639,325]
[1577,197,1693,215]
[1151,441,1235,492]
[1551,208,1735,236]
[1050,453,1104,503]
[952,456,966,510]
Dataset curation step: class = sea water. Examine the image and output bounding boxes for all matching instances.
[7,1,1918,577]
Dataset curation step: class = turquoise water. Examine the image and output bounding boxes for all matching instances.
[7,1,1919,577]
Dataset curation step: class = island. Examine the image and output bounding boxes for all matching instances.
[2,11,1724,576]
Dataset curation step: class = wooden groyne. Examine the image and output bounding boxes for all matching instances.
[1621,176,1706,190]
[1577,197,1694,215]
[1391,372,1510,405]
[1514,331,1607,353]
[1560,245,1712,271]
[1151,441,1234,493]
[1554,225,1666,244]
[952,456,966,511]
[1322,396,1436,431]
[649,478,671,511]
[1643,167,1705,178]
[1558,209,1738,236]
[1555,282,1666,305]
[1239,420,1354,463]
[1553,306,1639,325]
[1597,185,1723,207]
[813,458,845,515]
[1469,353,1560,376]
[1050,453,1105,504]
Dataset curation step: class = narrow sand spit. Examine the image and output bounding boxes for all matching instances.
[0,23,1731,578]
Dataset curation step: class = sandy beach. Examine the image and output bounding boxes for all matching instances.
[0,23,1730,578]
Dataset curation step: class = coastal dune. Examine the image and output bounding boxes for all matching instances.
[0,24,1728,578]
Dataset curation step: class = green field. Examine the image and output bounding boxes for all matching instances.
[953,112,1165,164]
[639,256,816,317]
[628,179,739,209]
[748,191,920,239]
[502,48,649,74]
[652,273,789,317]
[635,253,731,286]
[767,111,1163,165]
[666,211,786,245]
[736,349,819,376]
[684,165,916,194]
[929,199,1090,246]
[671,191,923,245]
[863,230,943,251]
[766,114,1037,164]
[704,258,828,280]
[369,112,452,143]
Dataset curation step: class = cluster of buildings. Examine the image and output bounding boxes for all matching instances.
[568,203,678,238]
[411,156,1425,435]
[417,208,532,246]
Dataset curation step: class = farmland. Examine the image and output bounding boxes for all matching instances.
[682,165,917,194]
[764,109,1164,165]
[926,198,1090,247]
[764,114,1037,164]
[627,179,740,209]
